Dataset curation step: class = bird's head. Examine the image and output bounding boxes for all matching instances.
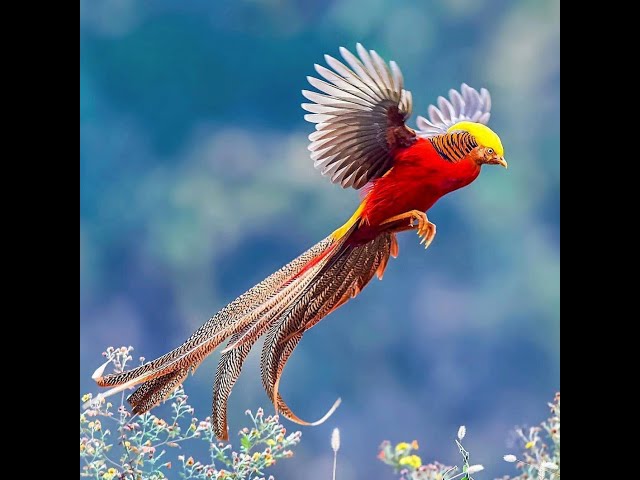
[448,121,507,169]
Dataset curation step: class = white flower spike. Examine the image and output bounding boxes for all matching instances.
[331,428,340,453]
[331,427,340,480]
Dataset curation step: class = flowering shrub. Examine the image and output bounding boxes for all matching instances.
[80,347,301,479]
[377,392,560,480]
[502,392,560,480]
[378,425,484,480]
[81,346,558,480]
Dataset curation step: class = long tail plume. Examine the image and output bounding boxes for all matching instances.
[92,226,397,439]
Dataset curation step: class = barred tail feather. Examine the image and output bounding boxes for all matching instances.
[210,232,356,438]
[129,368,190,415]
[212,333,254,440]
[91,219,397,440]
[219,258,330,354]
[209,250,345,439]
[258,242,365,424]
[260,233,394,424]
[92,235,336,407]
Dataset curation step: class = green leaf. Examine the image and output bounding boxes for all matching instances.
[241,436,251,451]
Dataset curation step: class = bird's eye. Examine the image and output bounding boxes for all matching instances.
[487,148,494,155]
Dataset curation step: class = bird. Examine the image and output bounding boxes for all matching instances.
[90,43,507,440]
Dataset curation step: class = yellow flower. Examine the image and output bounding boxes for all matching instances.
[264,454,274,466]
[80,444,85,453]
[395,442,411,453]
[525,441,534,449]
[399,455,422,469]
[266,439,276,446]
[88,422,95,429]
[102,469,117,480]
[124,441,131,448]
[252,452,260,461]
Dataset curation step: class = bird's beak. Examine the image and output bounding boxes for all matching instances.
[496,156,508,169]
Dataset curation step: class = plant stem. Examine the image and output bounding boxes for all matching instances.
[332,449,337,480]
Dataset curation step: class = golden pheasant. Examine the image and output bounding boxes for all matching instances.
[90,43,507,440]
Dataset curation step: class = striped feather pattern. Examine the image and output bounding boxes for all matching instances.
[208,236,353,439]
[428,131,479,163]
[212,332,254,440]
[260,234,393,424]
[95,237,335,389]
[129,368,189,415]
[92,226,397,440]
[93,236,338,420]
[303,43,414,189]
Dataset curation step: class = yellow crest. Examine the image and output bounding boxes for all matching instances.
[448,121,504,156]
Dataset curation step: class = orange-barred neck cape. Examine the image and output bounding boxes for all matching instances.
[90,44,507,440]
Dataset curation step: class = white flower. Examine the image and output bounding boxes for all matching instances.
[331,428,340,453]
[467,464,484,474]
[457,425,466,440]
[503,454,517,463]
[541,462,558,470]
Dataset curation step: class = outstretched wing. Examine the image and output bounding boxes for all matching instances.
[302,43,415,190]
[415,83,492,137]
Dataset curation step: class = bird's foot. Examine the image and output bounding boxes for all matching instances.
[381,210,437,250]
[411,213,436,249]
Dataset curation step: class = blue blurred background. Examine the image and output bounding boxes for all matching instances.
[80,0,559,478]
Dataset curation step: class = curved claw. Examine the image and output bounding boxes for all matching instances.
[407,212,436,250]
[417,221,436,249]
[380,210,437,251]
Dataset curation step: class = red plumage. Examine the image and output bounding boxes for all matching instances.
[349,138,481,245]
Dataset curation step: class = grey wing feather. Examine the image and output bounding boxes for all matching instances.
[415,83,492,138]
[302,43,415,190]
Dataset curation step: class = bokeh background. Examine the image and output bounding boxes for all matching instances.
[80,0,559,478]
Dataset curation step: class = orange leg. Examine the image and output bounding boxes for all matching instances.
[380,210,437,250]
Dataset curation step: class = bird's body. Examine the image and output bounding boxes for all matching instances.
[91,44,507,440]
[349,137,481,244]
